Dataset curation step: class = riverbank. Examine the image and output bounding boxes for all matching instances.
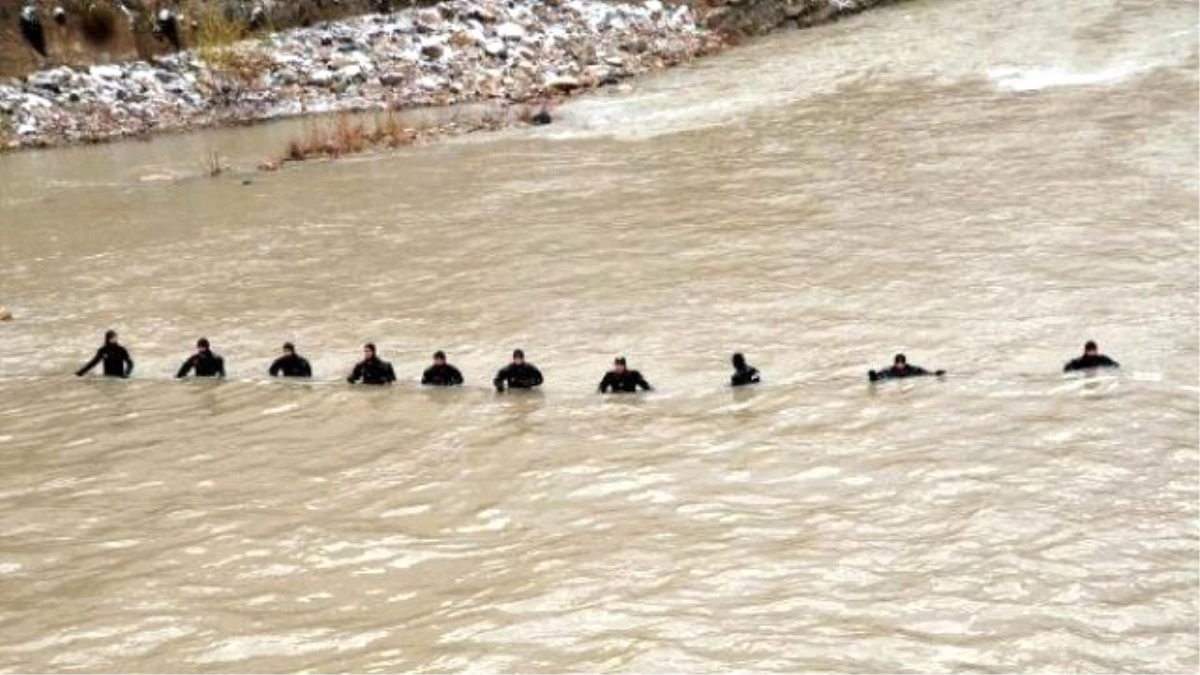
[1,0,722,151]
[0,0,898,153]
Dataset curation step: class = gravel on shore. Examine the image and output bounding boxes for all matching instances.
[0,0,725,150]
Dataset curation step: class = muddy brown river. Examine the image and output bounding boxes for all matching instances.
[0,0,1197,671]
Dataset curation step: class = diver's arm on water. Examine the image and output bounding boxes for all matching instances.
[269,357,283,377]
[636,372,652,391]
[347,362,363,384]
[447,365,464,385]
[527,365,544,387]
[598,373,613,393]
[385,363,396,383]
[76,348,103,376]
[215,357,226,378]
[122,348,133,377]
[176,356,195,379]
[493,366,509,392]
[298,358,312,378]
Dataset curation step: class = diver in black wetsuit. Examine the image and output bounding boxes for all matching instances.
[730,352,760,387]
[347,343,396,385]
[269,342,312,378]
[176,338,226,378]
[493,349,543,392]
[598,357,652,393]
[869,354,944,382]
[1064,340,1119,372]
[76,329,133,378]
[421,351,464,386]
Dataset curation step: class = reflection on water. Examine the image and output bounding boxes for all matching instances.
[0,0,1196,671]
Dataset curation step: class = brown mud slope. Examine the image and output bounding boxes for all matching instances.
[0,0,431,78]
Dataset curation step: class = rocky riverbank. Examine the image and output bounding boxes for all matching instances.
[1,0,724,150]
[0,0,898,152]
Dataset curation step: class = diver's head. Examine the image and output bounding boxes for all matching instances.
[364,343,376,359]
[512,349,525,365]
[894,353,907,367]
[1084,340,1098,355]
[732,352,746,370]
[433,350,446,365]
[105,329,117,344]
[197,337,210,352]
[282,342,295,356]
[613,356,627,374]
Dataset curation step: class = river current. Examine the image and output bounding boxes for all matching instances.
[0,0,1197,671]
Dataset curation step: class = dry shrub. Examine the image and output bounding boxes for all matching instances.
[282,112,421,162]
[201,149,226,176]
[333,115,367,155]
[183,0,273,103]
[186,0,246,50]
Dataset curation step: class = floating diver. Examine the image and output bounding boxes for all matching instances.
[76,329,134,378]
[868,353,944,382]
[730,352,760,387]
[493,349,543,392]
[598,356,652,393]
[269,342,312,378]
[347,343,396,385]
[422,350,464,386]
[1063,340,1119,372]
[177,338,226,378]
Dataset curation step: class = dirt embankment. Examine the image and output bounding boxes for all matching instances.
[0,0,415,78]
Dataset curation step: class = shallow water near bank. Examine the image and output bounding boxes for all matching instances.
[0,0,1197,671]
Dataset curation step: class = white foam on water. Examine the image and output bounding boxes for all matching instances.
[987,64,1143,92]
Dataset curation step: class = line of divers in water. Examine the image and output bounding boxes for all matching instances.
[75,331,1122,390]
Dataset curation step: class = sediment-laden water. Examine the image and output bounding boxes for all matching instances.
[0,0,1196,671]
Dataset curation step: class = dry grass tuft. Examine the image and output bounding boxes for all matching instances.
[276,103,551,167]
[281,112,422,163]
[201,149,227,176]
[186,0,272,102]
[186,0,247,50]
